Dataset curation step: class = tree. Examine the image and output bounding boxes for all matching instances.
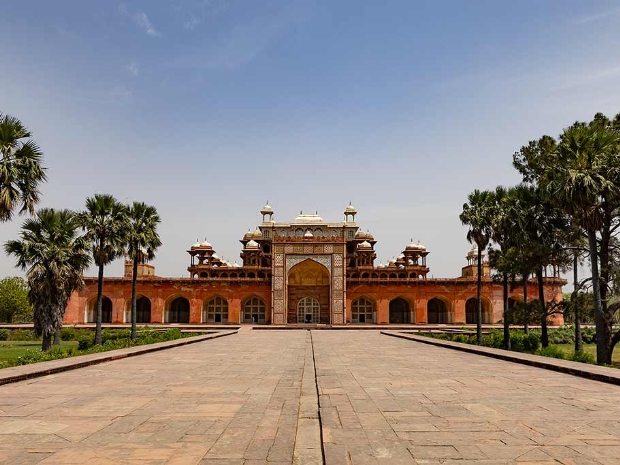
[80,194,127,345]
[460,189,493,344]
[4,209,90,351]
[0,112,47,221]
[125,202,161,340]
[541,121,620,363]
[0,277,32,323]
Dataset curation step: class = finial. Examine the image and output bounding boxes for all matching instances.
[315,210,318,215]
[300,210,302,214]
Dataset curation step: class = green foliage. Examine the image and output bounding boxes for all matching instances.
[0,277,32,323]
[0,112,47,222]
[421,329,540,353]
[571,350,596,364]
[0,329,8,341]
[77,332,95,350]
[60,327,77,341]
[0,328,197,369]
[9,329,36,341]
[535,345,566,359]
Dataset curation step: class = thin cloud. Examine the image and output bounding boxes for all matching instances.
[133,12,162,37]
[184,15,200,30]
[552,65,620,91]
[126,62,139,77]
[573,7,620,24]
[119,4,162,37]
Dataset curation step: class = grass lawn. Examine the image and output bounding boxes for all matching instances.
[552,343,620,368]
[0,341,78,363]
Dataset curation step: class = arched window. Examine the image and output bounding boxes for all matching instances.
[125,296,151,323]
[428,298,450,324]
[203,297,228,323]
[389,298,410,324]
[297,297,320,323]
[243,297,267,324]
[352,297,375,323]
[167,297,190,323]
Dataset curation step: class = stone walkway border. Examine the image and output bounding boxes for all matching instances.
[382,330,620,386]
[293,331,324,464]
[0,330,238,386]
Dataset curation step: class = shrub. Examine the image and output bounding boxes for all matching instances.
[0,329,8,341]
[9,329,36,341]
[60,327,78,341]
[77,332,95,350]
[571,350,596,364]
[536,346,566,359]
[582,327,596,344]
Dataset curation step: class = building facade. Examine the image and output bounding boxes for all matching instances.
[64,204,566,325]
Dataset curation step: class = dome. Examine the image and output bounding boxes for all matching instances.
[293,213,325,224]
[251,229,262,239]
[243,230,253,240]
[397,253,405,260]
[261,203,273,214]
[344,203,357,214]
[405,239,424,251]
[199,239,212,248]
[304,230,314,238]
[357,240,372,249]
[191,241,201,249]
[377,263,386,269]
[405,240,419,251]
[355,231,367,239]
[388,257,397,266]
[246,240,259,249]
[365,231,374,240]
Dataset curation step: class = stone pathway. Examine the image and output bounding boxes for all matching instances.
[1,330,620,464]
[0,331,310,464]
[314,331,620,464]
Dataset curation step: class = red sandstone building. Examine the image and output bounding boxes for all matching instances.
[64,204,565,326]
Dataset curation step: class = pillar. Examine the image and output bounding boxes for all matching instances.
[377,298,389,324]
[190,298,202,324]
[453,299,466,325]
[415,298,428,323]
[229,298,241,324]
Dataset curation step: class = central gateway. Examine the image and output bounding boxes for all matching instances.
[262,208,357,325]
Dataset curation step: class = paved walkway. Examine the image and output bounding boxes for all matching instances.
[314,331,620,464]
[1,331,620,464]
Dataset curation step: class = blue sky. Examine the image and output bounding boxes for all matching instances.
[2,1,620,280]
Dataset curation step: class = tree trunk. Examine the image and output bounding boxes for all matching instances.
[572,253,582,353]
[537,266,548,348]
[53,328,60,346]
[503,273,510,350]
[600,199,613,364]
[476,245,483,345]
[131,257,138,341]
[588,229,607,364]
[95,262,104,346]
[42,332,52,352]
[523,274,529,334]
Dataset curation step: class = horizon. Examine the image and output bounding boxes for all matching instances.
[2,1,619,284]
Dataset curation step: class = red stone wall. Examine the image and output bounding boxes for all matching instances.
[65,277,565,326]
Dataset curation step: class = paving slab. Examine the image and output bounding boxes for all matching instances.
[312,330,620,465]
[0,331,310,464]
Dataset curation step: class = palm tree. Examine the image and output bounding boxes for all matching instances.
[81,194,127,345]
[460,189,493,344]
[125,202,161,340]
[0,112,47,221]
[542,123,620,363]
[5,209,90,351]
